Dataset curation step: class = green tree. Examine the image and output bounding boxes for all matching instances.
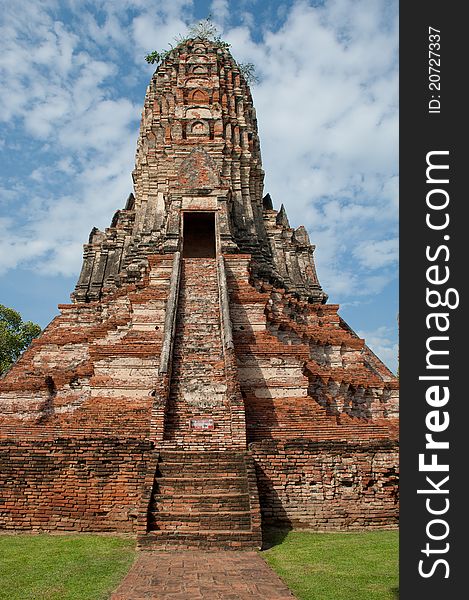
[0,304,41,375]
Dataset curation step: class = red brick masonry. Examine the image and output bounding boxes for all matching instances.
[252,440,398,529]
[0,36,398,541]
[0,438,156,532]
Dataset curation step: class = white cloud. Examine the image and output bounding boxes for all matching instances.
[211,0,230,25]
[354,238,399,270]
[224,0,399,300]
[0,0,398,305]
[358,325,398,374]
[0,1,144,276]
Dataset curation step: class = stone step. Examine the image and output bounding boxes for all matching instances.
[158,454,246,464]
[158,451,246,461]
[175,328,220,332]
[172,346,223,352]
[172,342,223,349]
[173,340,221,346]
[174,326,222,333]
[179,294,220,298]
[174,319,220,325]
[167,383,226,392]
[184,265,218,270]
[176,297,219,304]
[181,291,218,294]
[169,376,226,385]
[151,492,251,513]
[174,341,221,346]
[155,476,249,494]
[171,348,223,356]
[156,462,246,477]
[169,366,224,373]
[138,530,259,550]
[179,275,218,281]
[179,298,218,302]
[170,358,224,366]
[172,346,223,353]
[158,451,245,468]
[173,339,223,346]
[149,511,252,531]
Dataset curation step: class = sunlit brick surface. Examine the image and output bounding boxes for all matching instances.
[0,37,398,539]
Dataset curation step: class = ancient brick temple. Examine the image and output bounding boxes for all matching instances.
[0,37,398,548]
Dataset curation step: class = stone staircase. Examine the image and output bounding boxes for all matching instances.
[139,450,262,549]
[163,258,233,448]
[140,257,261,549]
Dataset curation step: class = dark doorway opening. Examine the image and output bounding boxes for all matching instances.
[182,212,216,258]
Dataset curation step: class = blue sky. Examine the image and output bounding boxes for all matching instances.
[0,0,398,372]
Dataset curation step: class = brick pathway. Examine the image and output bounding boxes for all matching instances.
[111,550,295,599]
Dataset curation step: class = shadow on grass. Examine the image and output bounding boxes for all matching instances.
[261,527,292,550]
[392,587,399,598]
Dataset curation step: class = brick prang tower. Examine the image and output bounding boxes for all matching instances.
[73,37,326,304]
[0,37,399,548]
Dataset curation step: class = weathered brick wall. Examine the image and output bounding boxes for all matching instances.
[225,254,398,444]
[0,438,157,532]
[251,440,398,529]
[0,255,173,439]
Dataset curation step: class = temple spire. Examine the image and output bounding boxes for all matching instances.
[276,205,290,228]
[73,37,327,303]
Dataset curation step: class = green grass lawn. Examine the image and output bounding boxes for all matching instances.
[0,530,398,599]
[0,534,136,600]
[263,529,399,600]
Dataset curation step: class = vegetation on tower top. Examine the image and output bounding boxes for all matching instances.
[144,17,258,84]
